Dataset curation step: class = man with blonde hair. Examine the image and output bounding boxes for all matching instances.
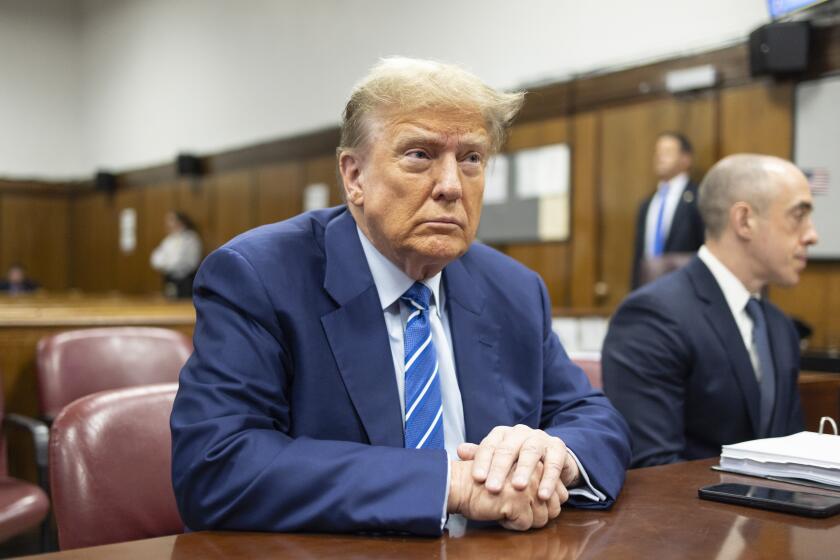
[172,57,630,535]
[603,154,818,468]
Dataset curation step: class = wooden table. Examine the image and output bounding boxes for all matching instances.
[18,459,840,559]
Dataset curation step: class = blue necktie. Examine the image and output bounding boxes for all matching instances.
[746,298,776,437]
[652,182,670,257]
[401,282,444,449]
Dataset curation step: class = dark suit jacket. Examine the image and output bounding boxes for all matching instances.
[603,257,803,468]
[631,180,704,288]
[170,207,631,536]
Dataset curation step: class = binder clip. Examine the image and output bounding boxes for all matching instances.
[819,416,838,435]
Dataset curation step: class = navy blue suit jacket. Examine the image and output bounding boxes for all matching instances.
[603,257,803,468]
[631,181,704,288]
[171,207,631,535]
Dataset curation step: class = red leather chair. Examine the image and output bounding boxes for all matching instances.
[37,327,192,421]
[571,354,602,389]
[49,383,182,550]
[638,252,694,287]
[0,379,49,546]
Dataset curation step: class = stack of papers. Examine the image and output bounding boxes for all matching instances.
[719,432,840,488]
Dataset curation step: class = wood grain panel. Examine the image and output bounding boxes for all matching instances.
[142,183,178,294]
[598,94,716,308]
[569,112,600,308]
[719,82,792,158]
[113,188,147,294]
[175,178,214,252]
[304,155,341,207]
[0,194,70,290]
[70,193,118,292]
[256,162,305,225]
[504,243,570,307]
[213,170,256,248]
[505,116,568,151]
[770,262,840,351]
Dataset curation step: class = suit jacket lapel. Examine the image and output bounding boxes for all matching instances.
[763,302,790,432]
[665,183,695,251]
[320,209,404,447]
[687,258,761,435]
[444,257,511,443]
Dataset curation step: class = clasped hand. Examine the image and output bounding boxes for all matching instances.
[448,425,581,530]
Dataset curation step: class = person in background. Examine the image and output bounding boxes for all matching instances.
[603,154,818,468]
[630,132,704,288]
[0,263,39,295]
[150,211,202,299]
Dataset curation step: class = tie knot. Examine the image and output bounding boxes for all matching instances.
[402,282,431,311]
[745,297,763,322]
[659,181,670,194]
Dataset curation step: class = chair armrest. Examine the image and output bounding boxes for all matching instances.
[4,413,49,469]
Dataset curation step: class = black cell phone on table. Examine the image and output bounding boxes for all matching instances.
[698,483,840,518]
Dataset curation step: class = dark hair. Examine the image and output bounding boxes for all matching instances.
[658,131,693,155]
[173,211,197,232]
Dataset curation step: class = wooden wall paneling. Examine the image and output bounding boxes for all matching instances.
[597,94,716,309]
[303,155,341,207]
[505,243,571,308]
[175,178,214,253]
[255,161,305,226]
[0,193,70,290]
[719,81,793,158]
[569,112,600,308]
[141,182,178,293]
[70,192,118,292]
[113,187,146,294]
[770,262,840,351]
[213,170,257,248]
[497,117,572,306]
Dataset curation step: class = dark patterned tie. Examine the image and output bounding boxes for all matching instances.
[746,298,777,437]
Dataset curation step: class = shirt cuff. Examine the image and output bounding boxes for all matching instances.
[566,448,607,502]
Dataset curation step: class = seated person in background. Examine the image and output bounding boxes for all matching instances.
[0,263,39,295]
[170,57,631,536]
[631,132,704,289]
[603,154,818,468]
[150,211,202,298]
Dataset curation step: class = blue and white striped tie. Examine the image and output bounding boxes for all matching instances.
[401,282,444,449]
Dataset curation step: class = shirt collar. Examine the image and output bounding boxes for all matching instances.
[660,172,689,191]
[356,226,444,317]
[697,245,759,315]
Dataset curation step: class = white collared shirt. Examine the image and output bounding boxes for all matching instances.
[356,227,604,530]
[697,246,762,380]
[644,172,690,257]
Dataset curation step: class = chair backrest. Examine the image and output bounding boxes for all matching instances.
[49,383,182,550]
[36,327,192,419]
[0,377,8,477]
[571,355,602,389]
[638,252,694,287]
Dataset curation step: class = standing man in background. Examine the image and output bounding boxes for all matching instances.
[630,132,704,288]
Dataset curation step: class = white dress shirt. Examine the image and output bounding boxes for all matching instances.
[150,229,203,279]
[644,172,690,257]
[356,228,603,530]
[697,246,762,380]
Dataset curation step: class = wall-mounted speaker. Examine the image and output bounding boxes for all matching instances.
[176,154,202,176]
[95,171,117,194]
[749,22,810,77]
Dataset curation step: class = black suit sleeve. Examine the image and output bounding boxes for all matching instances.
[602,292,693,467]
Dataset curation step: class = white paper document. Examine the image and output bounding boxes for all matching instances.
[719,431,840,487]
